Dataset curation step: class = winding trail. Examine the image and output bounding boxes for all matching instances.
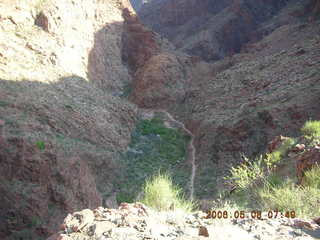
[140,109,197,200]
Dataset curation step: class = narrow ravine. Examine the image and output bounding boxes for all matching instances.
[140,108,197,200]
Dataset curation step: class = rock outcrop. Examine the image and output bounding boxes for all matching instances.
[296,146,320,184]
[48,203,319,240]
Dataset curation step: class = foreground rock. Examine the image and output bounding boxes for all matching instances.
[48,203,320,240]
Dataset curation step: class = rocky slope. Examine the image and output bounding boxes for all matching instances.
[47,203,320,240]
[1,0,320,239]
[131,0,320,198]
[0,0,140,239]
[139,0,316,61]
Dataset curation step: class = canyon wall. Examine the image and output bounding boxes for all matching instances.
[0,0,139,238]
[139,0,312,61]
[1,0,320,239]
[132,0,320,198]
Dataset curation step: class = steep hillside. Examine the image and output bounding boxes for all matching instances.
[1,0,320,239]
[130,1,320,198]
[139,0,315,61]
[0,0,139,239]
[0,0,205,239]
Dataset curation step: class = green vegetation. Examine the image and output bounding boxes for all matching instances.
[224,161,320,217]
[304,164,320,189]
[227,155,265,190]
[117,116,191,204]
[258,172,320,218]
[35,140,45,150]
[28,216,42,228]
[221,125,320,218]
[116,191,135,205]
[301,120,320,138]
[138,117,190,164]
[142,172,195,212]
[265,137,295,170]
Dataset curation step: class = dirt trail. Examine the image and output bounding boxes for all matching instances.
[140,109,197,200]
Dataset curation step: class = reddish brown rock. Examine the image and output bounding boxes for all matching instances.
[296,147,320,184]
[129,53,193,108]
[293,219,320,230]
[267,136,290,153]
[314,217,320,225]
[34,11,49,32]
[198,226,209,237]
[0,1,139,239]
[139,0,290,61]
[121,8,160,73]
[291,144,305,153]
[119,202,149,216]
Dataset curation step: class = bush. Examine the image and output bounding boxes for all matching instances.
[301,120,320,138]
[35,140,45,150]
[304,165,320,189]
[221,132,319,218]
[265,151,282,170]
[141,172,195,212]
[265,173,283,188]
[117,116,190,203]
[258,179,320,218]
[225,155,265,190]
[265,137,295,170]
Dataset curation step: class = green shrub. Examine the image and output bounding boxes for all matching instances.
[141,173,195,212]
[116,191,134,204]
[225,155,265,190]
[222,135,318,217]
[117,117,190,202]
[265,173,283,188]
[301,120,320,138]
[265,151,282,170]
[304,165,320,189]
[265,137,295,170]
[35,140,45,150]
[258,179,320,218]
[278,137,296,154]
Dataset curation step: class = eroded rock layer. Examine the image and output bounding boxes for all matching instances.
[139,0,315,61]
[0,0,139,238]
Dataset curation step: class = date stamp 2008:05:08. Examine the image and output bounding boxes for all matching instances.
[205,210,296,219]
